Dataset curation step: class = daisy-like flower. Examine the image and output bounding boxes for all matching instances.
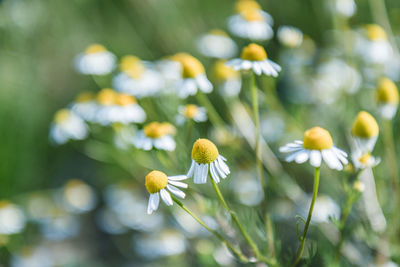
[133,122,176,151]
[70,91,97,122]
[187,138,230,184]
[334,0,356,17]
[176,104,207,125]
[49,109,88,145]
[351,151,380,170]
[197,29,238,59]
[279,126,348,170]
[277,26,303,48]
[351,111,379,153]
[61,179,97,214]
[145,170,188,214]
[353,180,365,193]
[227,43,281,77]
[0,201,26,235]
[228,0,274,41]
[74,44,116,75]
[213,60,242,97]
[376,77,399,119]
[94,89,146,125]
[112,55,163,98]
[170,53,213,98]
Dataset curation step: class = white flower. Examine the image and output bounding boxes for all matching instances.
[0,201,26,235]
[145,171,188,214]
[49,109,88,145]
[70,92,98,122]
[187,139,230,184]
[213,60,242,97]
[376,77,399,119]
[61,179,97,214]
[197,30,238,59]
[74,44,116,75]
[334,0,356,17]
[279,127,348,170]
[227,43,281,77]
[176,104,207,125]
[277,26,303,48]
[133,122,176,151]
[351,151,380,170]
[351,111,379,153]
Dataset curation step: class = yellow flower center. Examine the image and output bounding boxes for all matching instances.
[75,92,95,103]
[303,127,333,150]
[97,88,117,106]
[54,109,70,123]
[240,8,264,22]
[120,55,145,79]
[241,43,268,61]
[145,170,168,194]
[351,111,379,138]
[0,200,11,209]
[213,60,239,81]
[143,122,175,138]
[235,0,261,13]
[377,77,399,104]
[359,153,371,165]
[171,53,205,78]
[209,29,228,36]
[365,24,387,41]
[192,138,219,164]
[184,104,198,118]
[85,44,107,54]
[116,93,137,106]
[353,180,365,192]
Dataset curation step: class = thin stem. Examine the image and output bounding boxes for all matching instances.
[196,92,225,127]
[172,195,248,263]
[210,179,276,265]
[292,167,320,266]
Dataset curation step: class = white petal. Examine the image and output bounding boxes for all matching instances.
[168,180,188,188]
[217,156,230,175]
[252,62,262,75]
[200,164,209,184]
[160,189,173,206]
[295,150,310,163]
[168,175,188,181]
[322,149,342,170]
[285,149,306,162]
[147,193,160,214]
[210,162,220,183]
[193,162,203,183]
[187,160,196,178]
[167,184,186,199]
[309,150,322,167]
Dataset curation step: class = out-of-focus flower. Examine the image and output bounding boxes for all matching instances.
[228,0,273,41]
[303,195,340,223]
[232,170,263,206]
[0,201,26,235]
[187,138,230,184]
[113,55,163,98]
[96,208,128,235]
[145,170,188,214]
[94,89,146,125]
[197,29,238,59]
[49,109,88,145]
[155,59,183,93]
[279,127,348,170]
[11,246,53,267]
[213,60,242,97]
[70,91,97,122]
[40,212,79,241]
[352,151,380,170]
[112,123,136,150]
[227,43,281,76]
[132,122,176,151]
[170,53,213,98]
[176,104,207,125]
[61,179,97,214]
[277,26,303,48]
[351,111,379,153]
[74,44,116,75]
[376,77,399,119]
[353,180,365,193]
[334,0,356,17]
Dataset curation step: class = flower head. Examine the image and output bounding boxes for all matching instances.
[365,24,387,41]
[197,29,238,59]
[213,60,242,97]
[352,111,379,138]
[376,78,399,119]
[74,44,116,75]
[71,92,98,122]
[241,43,267,61]
[145,170,188,214]
[176,104,207,125]
[133,122,176,151]
[50,109,88,145]
[351,151,380,170]
[277,26,303,48]
[96,88,117,106]
[279,126,348,170]
[353,181,365,193]
[235,0,261,13]
[119,55,145,79]
[187,139,230,184]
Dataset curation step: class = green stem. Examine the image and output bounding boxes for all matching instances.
[210,179,276,265]
[172,195,248,262]
[292,167,320,266]
[196,92,225,127]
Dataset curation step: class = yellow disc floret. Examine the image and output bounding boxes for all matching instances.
[75,92,95,103]
[97,88,117,106]
[85,44,107,54]
[359,153,371,165]
[209,29,228,36]
[184,104,198,119]
[143,122,175,138]
[0,200,12,209]
[365,24,387,41]
[116,93,137,106]
[213,60,239,81]
[353,180,365,192]
[303,127,333,150]
[54,109,71,123]
[171,53,205,78]
[241,43,268,61]
[235,0,261,13]
[240,8,264,22]
[352,111,379,138]
[145,170,168,194]
[120,55,145,79]
[192,138,219,164]
[377,77,399,104]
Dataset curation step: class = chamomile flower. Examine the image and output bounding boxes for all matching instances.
[228,0,274,41]
[376,77,399,119]
[197,29,238,59]
[0,201,26,235]
[334,0,356,17]
[49,109,88,145]
[176,104,207,125]
[213,60,242,97]
[94,89,146,125]
[61,179,97,214]
[279,127,348,170]
[70,91,97,122]
[74,44,116,75]
[145,170,188,214]
[170,53,213,98]
[113,55,163,98]
[351,151,380,170]
[277,26,303,48]
[351,111,379,153]
[227,43,281,76]
[187,139,230,184]
[133,122,176,151]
